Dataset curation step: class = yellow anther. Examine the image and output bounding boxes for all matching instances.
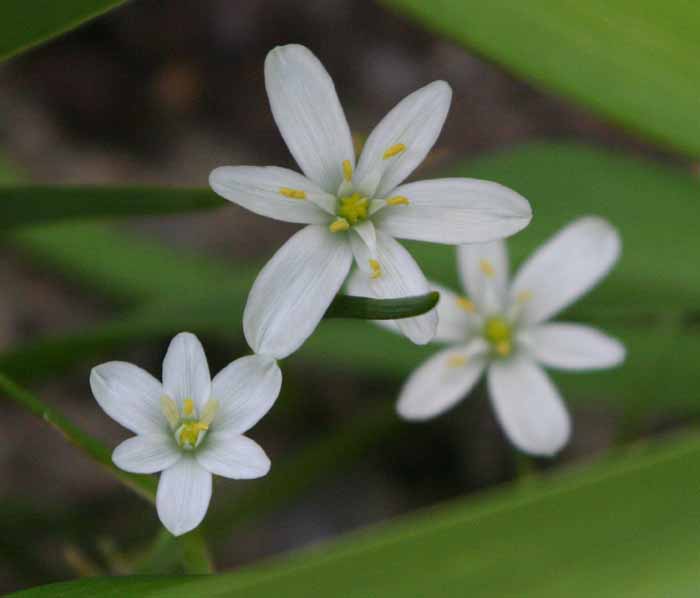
[183,399,195,417]
[383,143,406,159]
[369,259,382,279]
[516,290,533,303]
[495,340,512,357]
[177,421,209,448]
[337,192,369,224]
[386,196,410,206]
[479,259,495,277]
[456,297,476,313]
[160,396,179,430]
[447,355,468,368]
[342,160,353,182]
[329,218,350,233]
[279,187,307,200]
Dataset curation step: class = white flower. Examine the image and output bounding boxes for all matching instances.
[210,44,532,359]
[90,332,281,536]
[368,217,625,456]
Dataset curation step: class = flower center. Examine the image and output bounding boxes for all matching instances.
[337,192,369,225]
[161,396,219,451]
[483,316,513,357]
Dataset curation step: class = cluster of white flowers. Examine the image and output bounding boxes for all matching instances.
[92,44,623,536]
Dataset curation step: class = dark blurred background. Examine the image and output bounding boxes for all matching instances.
[0,0,683,592]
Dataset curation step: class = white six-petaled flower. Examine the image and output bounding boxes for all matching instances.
[209,44,532,359]
[373,217,625,456]
[90,332,281,536]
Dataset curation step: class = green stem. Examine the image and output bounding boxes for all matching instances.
[0,371,212,573]
[324,291,440,320]
[178,531,214,574]
[0,371,156,502]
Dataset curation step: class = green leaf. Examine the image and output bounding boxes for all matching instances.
[0,0,128,62]
[325,291,439,320]
[0,371,156,502]
[12,430,700,597]
[7,143,700,419]
[12,143,700,317]
[385,0,700,156]
[0,186,223,231]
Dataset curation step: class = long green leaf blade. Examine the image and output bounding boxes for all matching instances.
[12,431,700,596]
[0,371,156,501]
[0,0,128,62]
[0,186,223,230]
[385,0,700,156]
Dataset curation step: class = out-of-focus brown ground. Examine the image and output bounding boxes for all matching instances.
[0,0,680,592]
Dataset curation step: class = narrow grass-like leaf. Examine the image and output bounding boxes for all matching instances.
[0,371,156,502]
[324,291,439,320]
[0,186,224,230]
[385,0,700,156]
[12,430,700,597]
[0,0,128,62]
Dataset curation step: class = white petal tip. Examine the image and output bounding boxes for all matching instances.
[396,400,439,422]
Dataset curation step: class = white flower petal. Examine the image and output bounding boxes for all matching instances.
[397,343,487,420]
[90,362,165,435]
[376,179,532,245]
[162,333,211,410]
[349,221,378,275]
[209,166,335,223]
[244,224,353,359]
[487,355,571,456]
[457,240,510,314]
[211,354,282,434]
[196,433,270,479]
[511,217,621,324]
[354,81,451,198]
[265,44,354,193]
[112,434,181,474]
[361,231,438,344]
[431,282,477,343]
[524,323,625,371]
[156,457,212,537]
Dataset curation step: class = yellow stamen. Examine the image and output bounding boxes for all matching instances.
[342,159,353,182]
[337,192,369,224]
[479,259,495,277]
[456,297,476,313]
[495,340,511,357]
[329,218,350,233]
[386,196,410,206]
[447,355,468,368]
[484,316,513,358]
[178,421,209,448]
[160,396,179,430]
[383,143,406,159]
[279,187,307,200]
[369,259,381,279]
[516,290,533,303]
[183,398,195,417]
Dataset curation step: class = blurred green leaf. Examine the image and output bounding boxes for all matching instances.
[12,144,700,315]
[386,0,700,156]
[0,186,223,231]
[0,372,156,502]
[13,430,700,597]
[7,143,700,418]
[0,0,128,62]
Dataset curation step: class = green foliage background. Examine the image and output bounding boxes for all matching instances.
[2,1,700,595]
